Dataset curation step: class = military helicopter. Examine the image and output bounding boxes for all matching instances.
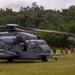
[0,24,73,62]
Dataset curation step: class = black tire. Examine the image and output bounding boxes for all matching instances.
[7,59,13,62]
[41,55,48,62]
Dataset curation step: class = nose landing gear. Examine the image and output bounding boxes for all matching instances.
[41,55,48,62]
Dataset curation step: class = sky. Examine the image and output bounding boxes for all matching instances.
[0,0,75,11]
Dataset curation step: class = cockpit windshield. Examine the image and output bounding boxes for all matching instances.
[31,40,47,46]
[36,41,47,45]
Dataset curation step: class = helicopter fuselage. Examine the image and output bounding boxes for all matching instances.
[0,32,51,62]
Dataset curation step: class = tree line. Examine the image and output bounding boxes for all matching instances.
[0,2,75,48]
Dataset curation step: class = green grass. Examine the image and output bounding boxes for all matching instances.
[0,54,75,75]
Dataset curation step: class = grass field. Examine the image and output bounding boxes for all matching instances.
[0,54,75,75]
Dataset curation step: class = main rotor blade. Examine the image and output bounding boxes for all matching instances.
[0,26,7,31]
[32,29,75,35]
[16,27,75,35]
[1,24,74,36]
[15,27,27,32]
[0,26,6,28]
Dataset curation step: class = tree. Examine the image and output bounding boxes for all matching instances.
[31,2,39,11]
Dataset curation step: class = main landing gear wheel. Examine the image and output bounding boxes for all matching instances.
[7,59,13,62]
[41,55,48,62]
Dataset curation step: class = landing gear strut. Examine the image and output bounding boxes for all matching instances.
[41,55,48,62]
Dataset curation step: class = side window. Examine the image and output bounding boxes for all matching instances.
[21,45,27,51]
[8,45,11,50]
[30,42,36,49]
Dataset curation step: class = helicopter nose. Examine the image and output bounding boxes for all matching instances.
[38,45,51,53]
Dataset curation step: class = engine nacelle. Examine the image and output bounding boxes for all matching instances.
[0,36,25,44]
[16,35,25,43]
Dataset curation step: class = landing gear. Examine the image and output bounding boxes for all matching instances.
[7,59,13,62]
[41,55,48,62]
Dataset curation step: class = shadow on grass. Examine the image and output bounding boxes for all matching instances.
[0,60,49,64]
